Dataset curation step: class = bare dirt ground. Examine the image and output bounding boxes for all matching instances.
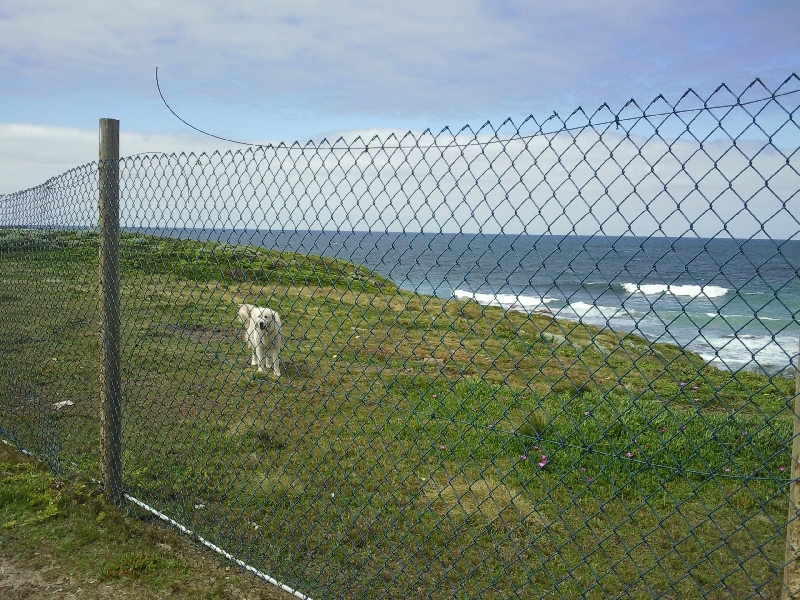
[0,544,297,600]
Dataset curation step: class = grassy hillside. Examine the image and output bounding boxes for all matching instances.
[0,229,793,599]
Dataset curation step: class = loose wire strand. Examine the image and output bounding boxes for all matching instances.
[155,67,800,152]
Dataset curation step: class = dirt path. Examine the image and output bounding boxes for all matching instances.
[0,542,298,600]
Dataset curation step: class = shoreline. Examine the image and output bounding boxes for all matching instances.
[451,288,799,379]
[3,227,796,379]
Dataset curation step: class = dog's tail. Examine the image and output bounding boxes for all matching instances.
[236,303,254,325]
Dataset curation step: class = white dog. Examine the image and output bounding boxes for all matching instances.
[237,303,282,376]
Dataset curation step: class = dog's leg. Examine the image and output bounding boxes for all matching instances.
[270,328,282,377]
[255,341,266,372]
[264,347,273,371]
[269,347,280,376]
[246,324,258,366]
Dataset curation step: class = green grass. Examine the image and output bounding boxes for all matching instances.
[0,229,794,599]
[0,441,293,599]
[0,229,395,293]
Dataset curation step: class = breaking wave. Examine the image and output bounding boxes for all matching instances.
[452,290,559,312]
[622,283,729,298]
[558,302,626,320]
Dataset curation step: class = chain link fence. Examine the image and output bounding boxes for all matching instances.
[2,76,800,598]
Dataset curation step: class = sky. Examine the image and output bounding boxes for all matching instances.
[1,0,799,237]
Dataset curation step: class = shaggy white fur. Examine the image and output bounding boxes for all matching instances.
[237,303,282,376]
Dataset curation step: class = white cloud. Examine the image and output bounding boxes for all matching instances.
[1,0,798,123]
[0,123,247,194]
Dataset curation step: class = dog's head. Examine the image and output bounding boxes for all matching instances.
[255,311,276,332]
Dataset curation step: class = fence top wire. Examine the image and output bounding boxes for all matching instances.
[2,74,800,600]
[144,70,800,154]
[1,74,798,199]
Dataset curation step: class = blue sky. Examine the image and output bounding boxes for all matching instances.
[1,0,799,195]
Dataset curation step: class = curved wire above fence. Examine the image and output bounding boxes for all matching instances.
[1,75,800,599]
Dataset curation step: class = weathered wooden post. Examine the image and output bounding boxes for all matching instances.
[784,336,800,599]
[98,118,122,503]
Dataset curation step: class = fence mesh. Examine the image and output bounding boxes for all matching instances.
[2,75,800,598]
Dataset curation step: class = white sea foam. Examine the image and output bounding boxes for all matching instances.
[622,283,729,298]
[453,290,558,312]
[698,333,795,373]
[560,302,625,320]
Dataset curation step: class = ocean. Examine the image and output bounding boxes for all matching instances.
[147,229,800,376]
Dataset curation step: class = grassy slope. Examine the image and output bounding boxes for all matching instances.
[0,441,295,599]
[0,229,794,599]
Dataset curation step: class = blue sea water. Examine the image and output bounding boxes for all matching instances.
[145,229,800,376]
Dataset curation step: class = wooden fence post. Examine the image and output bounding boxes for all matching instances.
[98,118,122,503]
[784,336,800,599]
